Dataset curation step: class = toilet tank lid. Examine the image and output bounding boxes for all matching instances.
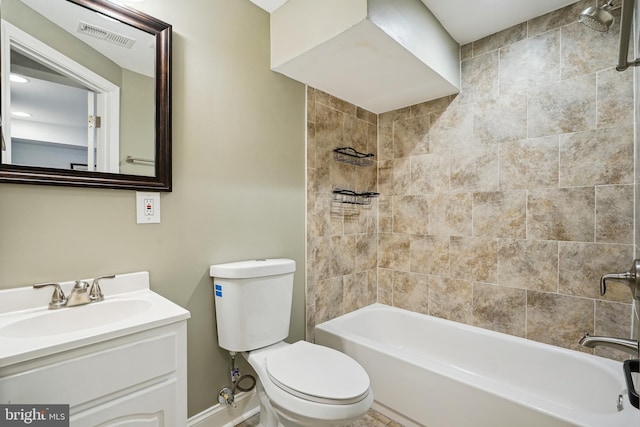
[210,258,296,279]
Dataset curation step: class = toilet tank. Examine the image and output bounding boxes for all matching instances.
[209,258,296,352]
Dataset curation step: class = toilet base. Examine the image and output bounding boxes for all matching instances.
[255,379,283,427]
[254,378,318,427]
[253,377,364,427]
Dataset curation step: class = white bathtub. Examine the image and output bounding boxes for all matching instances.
[315,303,640,427]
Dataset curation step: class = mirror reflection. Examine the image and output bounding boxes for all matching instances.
[2,0,157,178]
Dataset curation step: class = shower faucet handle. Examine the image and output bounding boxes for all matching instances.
[600,259,640,300]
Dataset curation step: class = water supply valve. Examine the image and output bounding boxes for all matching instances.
[218,387,236,408]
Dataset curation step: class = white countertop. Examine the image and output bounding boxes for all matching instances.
[0,272,190,368]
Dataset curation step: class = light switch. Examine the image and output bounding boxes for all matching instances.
[136,192,161,224]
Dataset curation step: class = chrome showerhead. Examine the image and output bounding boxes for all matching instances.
[579,0,615,32]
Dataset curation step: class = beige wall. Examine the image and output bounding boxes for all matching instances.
[119,69,155,177]
[307,0,636,361]
[0,0,306,418]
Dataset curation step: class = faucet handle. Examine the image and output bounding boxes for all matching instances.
[600,259,640,300]
[89,274,115,302]
[33,283,66,309]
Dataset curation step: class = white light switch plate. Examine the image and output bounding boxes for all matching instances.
[136,192,161,224]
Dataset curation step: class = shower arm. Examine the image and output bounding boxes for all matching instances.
[617,0,640,71]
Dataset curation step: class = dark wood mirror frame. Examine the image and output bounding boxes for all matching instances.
[0,0,172,191]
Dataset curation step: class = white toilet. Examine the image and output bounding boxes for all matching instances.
[210,258,373,427]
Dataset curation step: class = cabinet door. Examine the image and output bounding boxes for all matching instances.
[71,379,180,427]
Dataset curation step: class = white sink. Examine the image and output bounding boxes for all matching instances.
[0,299,153,338]
[0,272,191,368]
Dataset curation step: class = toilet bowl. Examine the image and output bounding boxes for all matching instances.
[246,341,373,427]
[210,259,373,427]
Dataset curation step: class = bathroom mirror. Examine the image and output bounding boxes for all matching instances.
[0,0,172,191]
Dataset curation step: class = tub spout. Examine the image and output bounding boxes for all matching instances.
[579,333,638,355]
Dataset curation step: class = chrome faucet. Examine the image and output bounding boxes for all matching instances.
[595,265,640,411]
[578,261,640,357]
[579,333,639,355]
[34,274,115,310]
[65,281,92,306]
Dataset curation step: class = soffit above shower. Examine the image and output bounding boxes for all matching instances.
[251,0,578,44]
[249,0,288,13]
[269,0,460,114]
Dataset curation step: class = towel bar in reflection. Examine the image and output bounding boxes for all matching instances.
[125,156,155,165]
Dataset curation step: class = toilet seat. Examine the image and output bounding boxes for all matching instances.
[266,341,370,405]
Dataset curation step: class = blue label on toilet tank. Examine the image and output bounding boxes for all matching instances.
[214,284,222,297]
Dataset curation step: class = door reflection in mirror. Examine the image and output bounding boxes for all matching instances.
[1,0,156,177]
[2,24,121,173]
[10,48,99,171]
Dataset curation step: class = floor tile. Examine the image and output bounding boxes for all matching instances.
[235,409,403,427]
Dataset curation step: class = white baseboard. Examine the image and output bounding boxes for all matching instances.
[188,391,260,427]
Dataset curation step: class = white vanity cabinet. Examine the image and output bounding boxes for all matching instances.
[72,379,179,426]
[0,272,190,427]
[0,322,187,426]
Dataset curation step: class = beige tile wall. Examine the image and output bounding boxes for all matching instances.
[306,88,379,341]
[307,0,635,360]
[635,0,640,350]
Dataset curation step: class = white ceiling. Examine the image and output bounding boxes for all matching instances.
[420,0,579,44]
[21,0,156,77]
[250,0,580,44]
[12,78,88,128]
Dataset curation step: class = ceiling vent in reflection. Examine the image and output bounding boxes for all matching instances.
[77,22,136,49]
